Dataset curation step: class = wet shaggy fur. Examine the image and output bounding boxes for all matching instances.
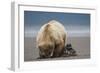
[36,20,67,58]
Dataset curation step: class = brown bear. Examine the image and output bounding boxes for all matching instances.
[36,20,67,58]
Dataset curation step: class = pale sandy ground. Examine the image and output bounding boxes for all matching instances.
[24,36,90,61]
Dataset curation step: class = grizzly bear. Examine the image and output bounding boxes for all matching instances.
[36,20,67,58]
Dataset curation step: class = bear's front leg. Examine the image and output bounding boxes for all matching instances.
[53,42,64,58]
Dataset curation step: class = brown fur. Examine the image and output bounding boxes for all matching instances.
[36,20,67,58]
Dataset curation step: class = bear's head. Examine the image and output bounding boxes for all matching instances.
[38,42,54,58]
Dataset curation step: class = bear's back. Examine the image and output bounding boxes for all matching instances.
[37,20,66,44]
[46,20,66,41]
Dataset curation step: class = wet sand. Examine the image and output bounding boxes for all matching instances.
[24,36,90,61]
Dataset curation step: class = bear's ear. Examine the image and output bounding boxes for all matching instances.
[38,44,43,49]
[38,46,41,49]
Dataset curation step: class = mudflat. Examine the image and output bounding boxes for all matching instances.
[24,36,90,61]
